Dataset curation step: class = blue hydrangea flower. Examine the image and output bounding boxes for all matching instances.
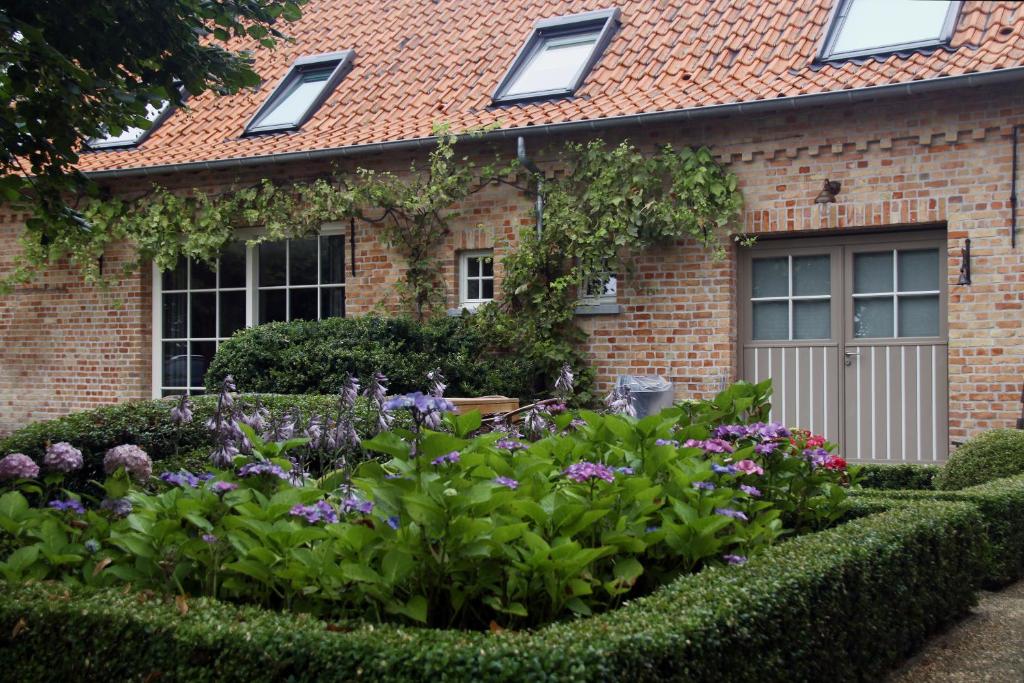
[431,451,461,466]
[160,470,200,488]
[712,463,737,474]
[692,481,715,491]
[237,461,288,479]
[48,499,85,515]
[493,476,519,489]
[715,508,749,521]
[740,484,762,497]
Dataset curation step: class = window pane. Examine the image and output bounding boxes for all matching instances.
[190,342,216,388]
[898,249,940,292]
[162,342,188,387]
[505,31,599,96]
[259,242,287,287]
[219,291,246,338]
[751,257,788,298]
[162,258,188,291]
[190,259,216,289]
[853,297,894,338]
[321,235,345,284]
[466,256,480,277]
[89,101,169,147]
[190,292,216,338]
[853,252,893,294]
[220,242,247,288]
[259,289,287,323]
[321,287,345,319]
[467,279,480,300]
[290,238,318,286]
[289,289,317,321]
[162,293,187,339]
[793,300,831,340]
[482,279,494,300]
[253,67,333,129]
[792,255,830,296]
[482,256,494,277]
[898,295,939,337]
[831,0,953,55]
[752,301,789,340]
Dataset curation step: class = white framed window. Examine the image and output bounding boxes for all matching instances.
[750,254,832,341]
[852,248,941,339]
[579,272,617,306]
[493,8,619,103]
[820,0,961,61]
[244,51,355,134]
[88,100,172,149]
[152,225,348,397]
[458,250,495,309]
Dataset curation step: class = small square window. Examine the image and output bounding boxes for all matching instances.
[579,272,617,306]
[493,8,619,104]
[87,100,173,149]
[245,51,355,134]
[820,0,960,61]
[459,250,495,309]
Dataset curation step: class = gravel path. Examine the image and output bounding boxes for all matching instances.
[887,581,1024,682]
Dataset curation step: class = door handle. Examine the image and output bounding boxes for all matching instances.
[844,351,860,366]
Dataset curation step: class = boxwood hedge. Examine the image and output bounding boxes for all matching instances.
[0,500,984,682]
[934,429,1024,490]
[854,474,1024,587]
[856,463,940,491]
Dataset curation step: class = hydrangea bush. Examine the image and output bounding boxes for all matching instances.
[0,377,853,630]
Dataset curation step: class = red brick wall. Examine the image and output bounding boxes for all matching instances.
[1,85,1022,448]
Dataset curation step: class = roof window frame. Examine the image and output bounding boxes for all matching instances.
[492,8,620,105]
[86,97,178,151]
[818,0,962,62]
[243,50,355,135]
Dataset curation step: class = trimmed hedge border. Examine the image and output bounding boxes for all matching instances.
[0,499,985,682]
[856,463,940,491]
[854,474,1024,587]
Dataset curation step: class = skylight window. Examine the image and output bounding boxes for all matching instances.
[87,101,171,149]
[245,51,355,134]
[493,8,620,104]
[821,0,961,61]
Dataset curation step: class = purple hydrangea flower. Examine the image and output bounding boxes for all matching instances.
[290,500,339,524]
[563,461,615,483]
[702,438,735,454]
[712,463,738,475]
[0,453,39,480]
[655,439,680,447]
[431,451,461,466]
[341,497,374,515]
[160,470,200,488]
[546,401,568,415]
[495,438,526,451]
[723,554,748,565]
[692,481,716,491]
[712,425,747,439]
[237,461,288,479]
[202,533,218,544]
[48,498,86,515]
[735,459,765,476]
[103,445,152,481]
[715,508,749,522]
[100,498,132,518]
[740,484,762,497]
[754,442,776,455]
[210,480,239,494]
[43,442,83,473]
[748,422,791,440]
[493,476,519,489]
[804,448,830,467]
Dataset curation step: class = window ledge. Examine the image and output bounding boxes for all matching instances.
[575,303,620,316]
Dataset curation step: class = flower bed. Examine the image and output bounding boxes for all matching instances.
[0,498,983,682]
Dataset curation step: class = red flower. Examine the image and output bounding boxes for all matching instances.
[824,455,847,471]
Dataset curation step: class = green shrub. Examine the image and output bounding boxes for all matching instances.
[0,500,983,682]
[934,429,1024,490]
[854,474,1024,586]
[205,314,547,401]
[857,463,940,490]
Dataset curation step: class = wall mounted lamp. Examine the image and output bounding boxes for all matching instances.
[814,179,841,204]
[956,238,971,286]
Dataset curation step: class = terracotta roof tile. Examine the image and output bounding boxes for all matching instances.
[78,0,1024,173]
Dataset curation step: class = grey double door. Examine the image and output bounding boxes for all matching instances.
[738,230,948,463]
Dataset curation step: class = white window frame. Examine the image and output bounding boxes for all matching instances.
[578,272,618,307]
[255,231,347,324]
[819,0,962,62]
[458,250,495,310]
[87,100,174,150]
[151,223,347,397]
[750,254,832,341]
[852,248,942,340]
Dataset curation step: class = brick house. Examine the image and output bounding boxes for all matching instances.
[2,1,1023,464]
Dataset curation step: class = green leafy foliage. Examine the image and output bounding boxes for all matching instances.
[205,314,545,400]
[0,499,984,681]
[858,463,940,490]
[934,429,1024,490]
[0,0,307,259]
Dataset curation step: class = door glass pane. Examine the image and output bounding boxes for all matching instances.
[190,341,216,388]
[854,252,893,294]
[290,238,318,286]
[792,255,830,296]
[289,289,317,321]
[190,259,217,289]
[752,301,789,340]
[897,249,940,292]
[853,297,894,338]
[321,235,345,284]
[219,291,246,337]
[258,242,287,287]
[162,342,188,387]
[162,293,187,339]
[793,300,830,340]
[259,289,287,323]
[190,292,216,338]
[751,257,788,298]
[162,258,188,291]
[321,287,345,319]
[898,295,939,337]
[220,242,247,289]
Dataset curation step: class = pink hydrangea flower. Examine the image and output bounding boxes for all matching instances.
[735,459,765,476]
[0,453,39,480]
[43,442,84,473]
[103,444,153,481]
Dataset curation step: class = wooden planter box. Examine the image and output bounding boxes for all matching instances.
[448,396,519,416]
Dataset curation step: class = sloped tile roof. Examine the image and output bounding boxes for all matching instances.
[78,0,1024,173]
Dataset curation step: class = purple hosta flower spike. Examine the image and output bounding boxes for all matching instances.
[554,363,574,398]
[210,481,239,494]
[427,368,447,398]
[493,476,519,490]
[431,451,461,466]
[170,395,193,425]
[723,554,748,565]
[692,480,715,491]
[740,484,762,497]
[715,508,749,522]
[383,392,455,430]
[290,500,339,525]
[210,444,239,469]
[43,442,83,473]
[160,470,201,488]
[495,438,526,451]
[237,461,289,479]
[305,416,324,451]
[202,533,219,544]
[341,497,374,515]
[0,453,39,480]
[339,373,360,411]
[364,371,393,432]
[524,407,550,437]
[48,498,86,515]
[563,461,616,483]
[605,385,637,418]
